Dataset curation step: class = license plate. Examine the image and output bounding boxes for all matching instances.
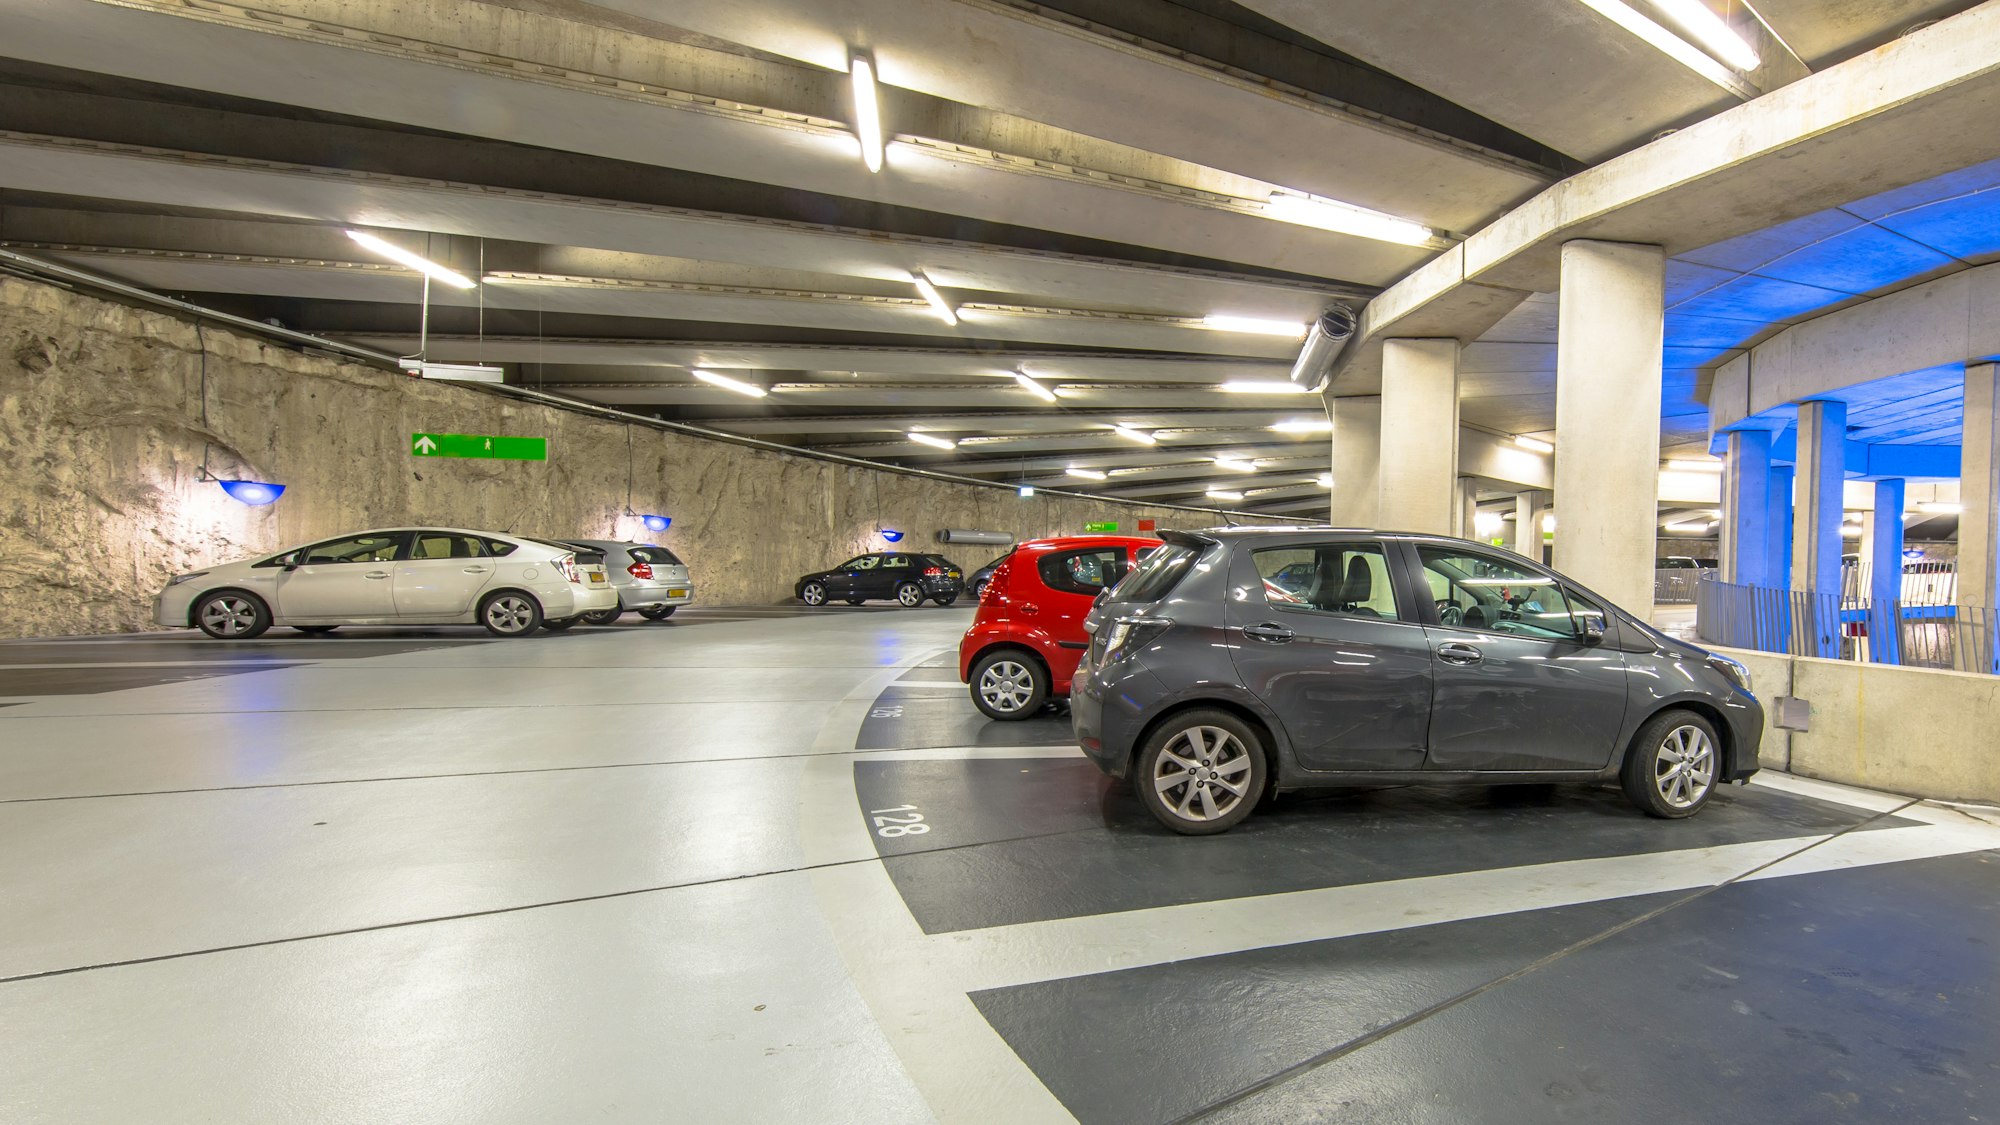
[589,573,605,583]
[667,588,688,598]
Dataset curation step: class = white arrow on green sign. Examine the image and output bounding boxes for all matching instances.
[411,432,547,461]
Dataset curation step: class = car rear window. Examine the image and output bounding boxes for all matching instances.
[1106,541,1201,604]
[628,546,682,566]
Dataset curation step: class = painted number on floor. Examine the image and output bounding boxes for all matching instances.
[870,804,930,838]
[870,705,905,719]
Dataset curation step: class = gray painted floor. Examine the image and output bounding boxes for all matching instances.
[1,607,1996,1123]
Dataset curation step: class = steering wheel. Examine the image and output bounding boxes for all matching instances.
[1436,601,1463,626]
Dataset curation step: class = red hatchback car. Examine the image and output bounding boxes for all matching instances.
[959,535,1162,720]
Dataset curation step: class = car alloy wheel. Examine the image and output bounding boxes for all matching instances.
[896,582,924,607]
[1620,708,1720,819]
[1655,724,1716,809]
[973,656,1046,720]
[196,593,269,639]
[1135,709,1267,835]
[584,608,623,625]
[481,592,541,636]
[801,581,827,607]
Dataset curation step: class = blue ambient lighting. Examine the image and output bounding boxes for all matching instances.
[881,528,904,543]
[217,480,285,506]
[641,514,672,532]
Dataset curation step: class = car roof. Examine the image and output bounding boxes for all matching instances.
[1013,535,1163,551]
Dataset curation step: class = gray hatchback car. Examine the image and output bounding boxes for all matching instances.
[563,539,695,624]
[1072,528,1762,835]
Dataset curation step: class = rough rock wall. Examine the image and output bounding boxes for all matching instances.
[0,275,1301,637]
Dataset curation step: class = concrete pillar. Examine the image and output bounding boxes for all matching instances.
[1961,362,2000,673]
[1719,429,1773,586]
[1792,399,1848,657]
[1377,339,1460,534]
[1864,478,1905,664]
[1456,478,1479,540]
[1514,491,1547,560]
[1326,396,1380,527]
[1767,465,1795,588]
[1553,240,1664,618]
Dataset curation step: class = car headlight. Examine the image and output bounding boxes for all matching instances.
[1102,617,1171,662]
[1706,653,1752,693]
[165,571,209,587]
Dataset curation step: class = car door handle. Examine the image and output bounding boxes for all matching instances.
[1019,603,1039,615]
[1243,622,1295,643]
[365,571,391,580]
[1437,641,1483,665]
[462,566,491,574]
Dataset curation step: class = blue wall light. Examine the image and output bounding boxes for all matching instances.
[217,479,286,506]
[881,528,904,543]
[641,514,672,532]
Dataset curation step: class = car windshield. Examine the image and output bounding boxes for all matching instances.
[981,551,1012,571]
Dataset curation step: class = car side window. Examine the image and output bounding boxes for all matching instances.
[1038,547,1125,596]
[481,538,519,557]
[301,534,404,565]
[848,556,880,571]
[409,533,485,560]
[1417,546,1577,641]
[882,555,911,569]
[1251,544,1402,620]
[1564,586,1610,638]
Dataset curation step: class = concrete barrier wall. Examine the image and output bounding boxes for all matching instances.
[1716,646,2000,805]
[0,275,1290,638]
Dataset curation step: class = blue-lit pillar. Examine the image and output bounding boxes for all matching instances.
[1762,464,1794,650]
[1963,362,1999,674]
[1866,478,1905,664]
[1792,399,1847,656]
[1720,429,1773,586]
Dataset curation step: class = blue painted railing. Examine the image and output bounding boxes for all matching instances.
[1695,578,1997,675]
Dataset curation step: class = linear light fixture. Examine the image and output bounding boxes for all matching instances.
[1666,458,1725,472]
[1067,467,1108,481]
[1206,489,1244,502]
[1263,191,1434,246]
[1664,519,1716,534]
[1915,502,1963,514]
[1572,0,1756,93]
[1112,425,1156,445]
[1200,315,1309,339]
[1213,457,1257,473]
[1270,418,1333,433]
[1013,371,1058,403]
[1654,0,1760,70]
[345,230,474,289]
[849,54,884,173]
[1316,473,1334,488]
[1220,380,1314,394]
[691,368,768,398]
[910,271,956,325]
[1514,435,1555,454]
[906,430,957,450]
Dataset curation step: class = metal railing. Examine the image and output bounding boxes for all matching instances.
[1696,577,1998,674]
[1654,567,1713,605]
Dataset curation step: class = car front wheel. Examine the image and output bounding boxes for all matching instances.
[895,582,924,607]
[194,591,271,639]
[479,591,542,637]
[1136,710,1267,835]
[971,650,1047,720]
[801,581,827,607]
[1621,709,1720,819]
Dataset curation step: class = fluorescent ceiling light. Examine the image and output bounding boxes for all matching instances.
[1666,458,1724,472]
[1013,371,1058,403]
[910,271,957,325]
[1263,191,1434,246]
[1220,380,1313,394]
[1200,315,1308,339]
[1112,425,1156,445]
[691,368,768,398]
[1542,513,1558,532]
[1915,502,1963,514]
[1473,512,1505,537]
[1572,0,1753,92]
[1653,0,1760,70]
[1213,457,1257,473]
[345,230,475,289]
[1270,418,1333,433]
[1840,523,1864,536]
[1206,489,1244,502]
[1514,435,1555,454]
[907,431,956,450]
[849,54,884,173]
[1316,473,1333,488]
[1067,467,1107,481]
[1664,520,1716,534]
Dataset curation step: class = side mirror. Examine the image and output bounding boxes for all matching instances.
[1579,616,1606,644]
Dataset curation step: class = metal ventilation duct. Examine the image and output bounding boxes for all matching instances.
[1287,307,1357,392]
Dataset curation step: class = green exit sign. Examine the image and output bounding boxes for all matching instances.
[1084,521,1119,533]
[411,432,546,461]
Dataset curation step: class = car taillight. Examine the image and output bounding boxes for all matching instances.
[556,554,580,584]
[628,562,654,580]
[923,567,943,576]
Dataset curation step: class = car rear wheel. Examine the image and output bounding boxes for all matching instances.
[1136,710,1267,835]
[895,582,924,607]
[1621,709,1720,819]
[293,625,339,635]
[541,616,580,632]
[583,608,623,625]
[479,591,542,637]
[194,591,271,640]
[801,581,827,607]
[932,593,959,607]
[971,651,1047,720]
[638,605,677,620]
[844,597,865,606]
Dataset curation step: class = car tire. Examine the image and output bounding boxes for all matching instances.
[583,608,623,625]
[801,581,828,607]
[972,578,990,599]
[293,625,339,635]
[970,650,1048,721]
[895,582,924,607]
[638,606,677,621]
[932,593,959,607]
[1621,709,1721,819]
[1135,709,1268,836]
[479,591,543,637]
[541,616,581,632]
[193,590,272,640]
[844,597,865,606]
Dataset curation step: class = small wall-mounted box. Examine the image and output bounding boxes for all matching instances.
[1773,696,1811,732]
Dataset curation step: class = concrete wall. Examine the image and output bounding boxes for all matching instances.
[0,275,1286,638]
[1717,646,2000,805]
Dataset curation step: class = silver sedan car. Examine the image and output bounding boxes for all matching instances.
[565,540,696,624]
[154,527,618,639]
